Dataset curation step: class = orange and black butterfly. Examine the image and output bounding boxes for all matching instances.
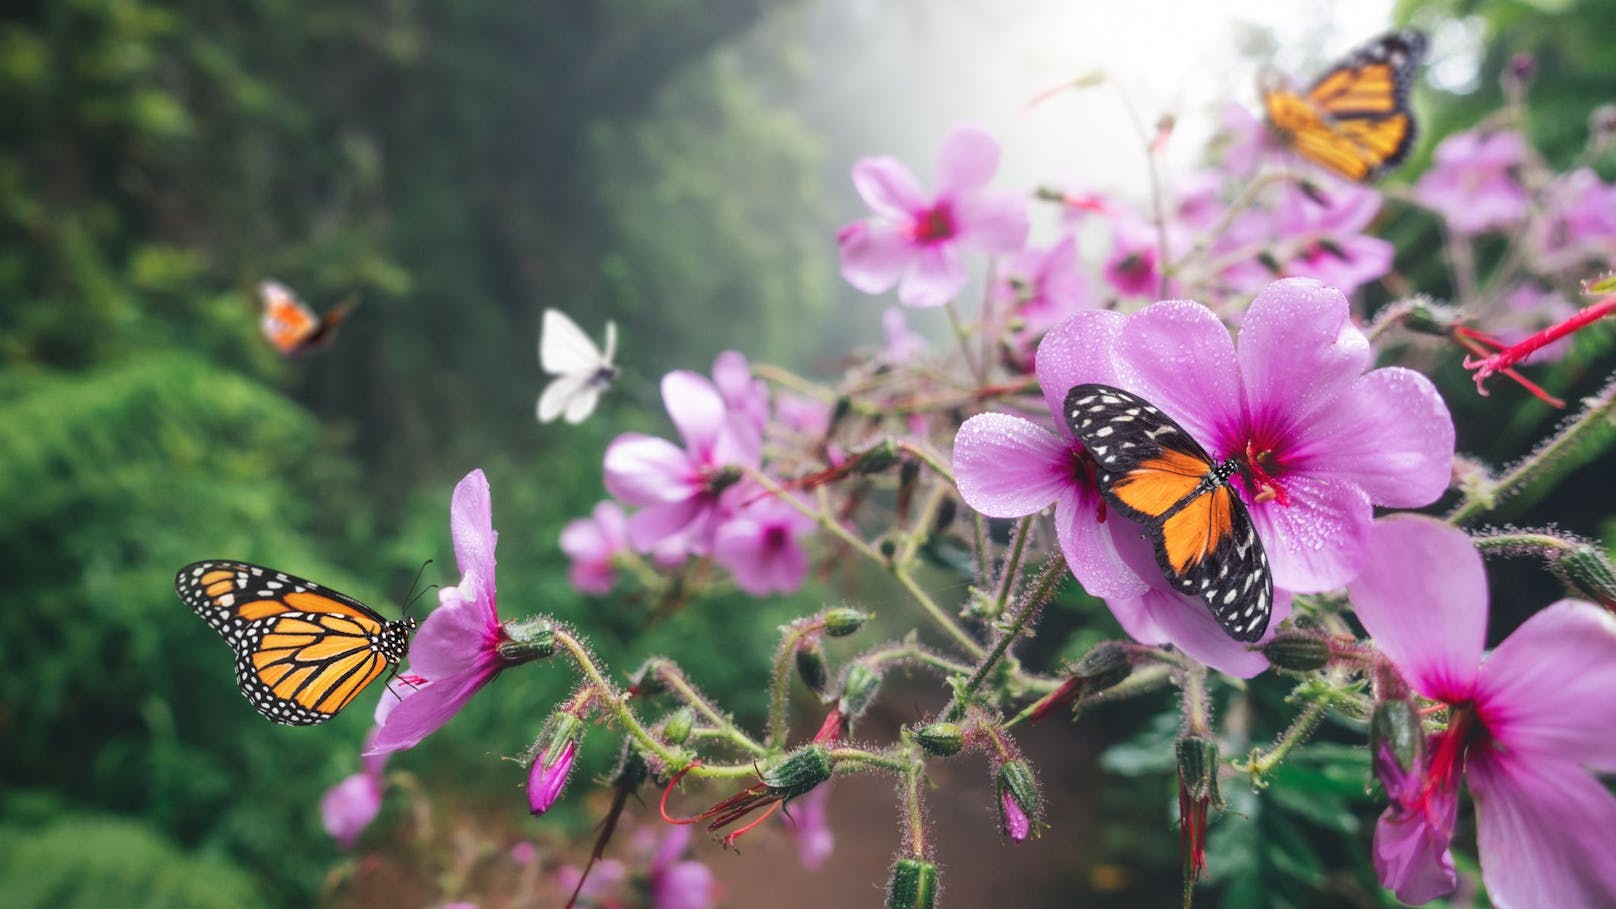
[176,561,414,725]
[1065,384,1272,642]
[1262,30,1426,182]
[259,280,358,357]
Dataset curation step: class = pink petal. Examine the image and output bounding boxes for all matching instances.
[449,469,497,587]
[1032,310,1125,439]
[626,498,705,553]
[604,434,698,505]
[1245,472,1370,592]
[560,516,610,564]
[1051,488,1150,601]
[366,664,498,755]
[1113,300,1244,453]
[1290,367,1454,508]
[712,518,769,594]
[662,371,726,460]
[654,860,717,909]
[1236,279,1369,429]
[898,243,967,307]
[852,157,928,220]
[952,413,1073,517]
[1476,600,1616,770]
[954,190,1030,253]
[321,772,383,849]
[933,124,1001,196]
[1372,806,1457,905]
[409,589,497,679]
[1470,749,1616,909]
[1346,515,1485,703]
[838,221,916,295]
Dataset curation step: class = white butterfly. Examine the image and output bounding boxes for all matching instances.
[538,308,619,424]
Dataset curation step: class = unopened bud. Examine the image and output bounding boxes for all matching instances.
[913,722,964,757]
[855,439,900,475]
[995,759,1039,842]
[886,858,939,909]
[931,497,957,536]
[498,618,555,663]
[822,606,871,637]
[796,640,830,696]
[1071,642,1131,690]
[1403,297,1458,336]
[705,465,742,496]
[837,663,883,722]
[528,712,584,816]
[1554,543,1616,609]
[1175,736,1220,807]
[762,744,833,798]
[1261,632,1333,672]
[663,707,694,745]
[1370,698,1424,789]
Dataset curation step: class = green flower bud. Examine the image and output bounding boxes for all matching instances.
[497,618,555,663]
[1370,698,1423,784]
[1175,735,1221,807]
[796,641,830,696]
[1553,543,1616,609]
[855,439,901,475]
[762,744,833,799]
[837,663,883,721]
[886,858,939,909]
[913,722,964,757]
[822,606,871,637]
[1261,632,1333,672]
[995,759,1039,841]
[663,707,694,745]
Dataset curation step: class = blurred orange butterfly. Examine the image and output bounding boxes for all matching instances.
[259,280,358,356]
[176,561,414,725]
[1262,30,1426,182]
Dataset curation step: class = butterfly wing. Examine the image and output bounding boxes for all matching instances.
[175,561,409,725]
[537,372,589,424]
[260,281,320,355]
[1064,384,1273,642]
[541,308,607,376]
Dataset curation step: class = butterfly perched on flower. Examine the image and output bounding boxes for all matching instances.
[176,561,414,725]
[259,280,358,357]
[1064,384,1272,642]
[538,308,619,424]
[1262,30,1427,182]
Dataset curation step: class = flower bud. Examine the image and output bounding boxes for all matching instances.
[837,663,883,722]
[995,759,1039,842]
[1553,543,1616,610]
[528,712,584,816]
[913,722,964,757]
[854,439,901,475]
[497,617,555,664]
[1370,697,1424,796]
[1403,297,1458,336]
[886,858,939,909]
[663,707,695,745]
[1261,631,1332,672]
[822,606,871,637]
[762,744,834,800]
[796,640,830,696]
[1176,735,1221,881]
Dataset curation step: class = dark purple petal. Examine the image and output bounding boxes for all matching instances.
[1346,516,1485,703]
[898,243,967,307]
[1236,279,1369,431]
[999,788,1031,841]
[1033,310,1125,436]
[604,433,699,506]
[1289,367,1454,508]
[1475,600,1616,770]
[1470,749,1616,909]
[528,737,577,815]
[1113,300,1244,454]
[934,124,1001,196]
[852,157,927,220]
[1244,472,1370,592]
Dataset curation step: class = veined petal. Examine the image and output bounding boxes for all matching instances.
[852,157,927,219]
[952,413,1073,517]
[954,191,1030,253]
[1245,472,1370,592]
[604,433,698,505]
[1346,515,1485,703]
[1289,367,1454,508]
[1051,488,1150,601]
[1237,279,1369,431]
[1113,300,1243,452]
[366,664,499,755]
[409,589,499,678]
[1476,600,1616,770]
[933,124,1001,196]
[662,371,727,460]
[1372,806,1457,905]
[449,469,497,586]
[838,221,915,295]
[898,243,967,307]
[1470,749,1616,909]
[1034,310,1125,438]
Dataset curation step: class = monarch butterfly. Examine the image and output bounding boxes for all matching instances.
[175,560,414,725]
[1064,384,1272,642]
[538,308,619,424]
[1262,30,1427,182]
[259,280,358,357]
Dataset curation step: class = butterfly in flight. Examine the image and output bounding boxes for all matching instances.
[176,561,414,725]
[1262,30,1427,182]
[538,308,619,424]
[259,280,358,357]
[1064,384,1273,642]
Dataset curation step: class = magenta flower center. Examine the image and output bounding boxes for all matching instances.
[910,203,956,244]
[1069,446,1106,521]
[763,525,789,551]
[1235,437,1293,508]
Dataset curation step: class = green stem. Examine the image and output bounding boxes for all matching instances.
[1004,663,1173,729]
[950,553,1068,718]
[653,662,766,756]
[897,439,957,486]
[1180,662,1212,739]
[993,516,1034,615]
[751,362,835,402]
[744,467,887,564]
[769,619,823,751]
[901,762,929,857]
[1235,696,1329,782]
[829,747,914,776]
[858,639,975,677]
[893,565,985,657]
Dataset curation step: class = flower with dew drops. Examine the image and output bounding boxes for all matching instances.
[1108,278,1453,594]
[1349,514,1616,907]
[368,470,547,755]
[952,310,1283,677]
[560,500,630,596]
[838,124,1029,308]
[1412,130,1530,236]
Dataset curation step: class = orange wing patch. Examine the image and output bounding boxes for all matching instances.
[1111,450,1210,518]
[1160,486,1236,573]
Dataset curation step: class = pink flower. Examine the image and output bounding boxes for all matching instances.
[838,124,1029,307]
[556,859,627,905]
[1103,212,1183,299]
[772,391,833,437]
[712,350,769,446]
[712,494,816,596]
[996,231,1095,344]
[1215,101,1287,179]
[999,788,1031,842]
[1529,167,1616,270]
[528,737,578,816]
[1109,279,1453,592]
[1349,515,1616,908]
[1412,131,1530,235]
[649,825,717,909]
[1220,183,1393,296]
[783,784,834,870]
[321,743,386,850]
[952,312,1276,676]
[604,371,760,555]
[560,501,629,595]
[368,470,513,755]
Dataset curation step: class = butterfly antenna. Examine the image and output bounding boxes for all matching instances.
[401,559,436,620]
